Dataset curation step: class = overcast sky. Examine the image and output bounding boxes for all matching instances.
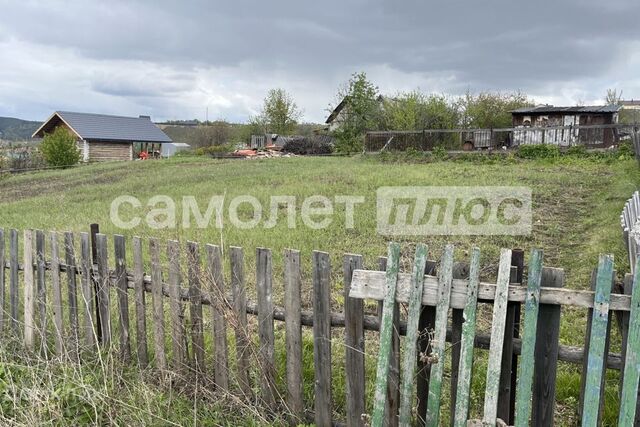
[1,0,639,123]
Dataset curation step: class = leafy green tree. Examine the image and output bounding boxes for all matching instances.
[331,72,380,153]
[39,126,81,167]
[259,88,302,134]
[380,91,458,130]
[458,90,533,129]
[191,120,231,147]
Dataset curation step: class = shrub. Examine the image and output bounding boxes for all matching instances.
[618,141,634,159]
[517,144,560,159]
[39,127,81,167]
[565,145,587,157]
[282,136,334,155]
[431,146,448,160]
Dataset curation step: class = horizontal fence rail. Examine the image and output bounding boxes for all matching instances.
[0,226,637,425]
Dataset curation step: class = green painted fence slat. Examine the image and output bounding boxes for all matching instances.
[398,244,428,426]
[371,242,401,427]
[619,255,640,426]
[514,249,544,426]
[482,248,513,425]
[453,247,481,427]
[581,254,614,427]
[425,244,455,427]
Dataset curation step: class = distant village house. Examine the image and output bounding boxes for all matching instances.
[33,111,173,161]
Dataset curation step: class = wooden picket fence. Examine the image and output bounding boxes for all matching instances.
[621,190,640,272]
[0,225,638,426]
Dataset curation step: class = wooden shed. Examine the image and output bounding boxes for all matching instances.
[32,111,173,161]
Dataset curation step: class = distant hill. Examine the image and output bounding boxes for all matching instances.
[0,117,41,141]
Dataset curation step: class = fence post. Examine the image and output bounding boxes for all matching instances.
[149,238,166,370]
[187,242,204,373]
[114,235,131,363]
[80,233,96,349]
[531,267,564,426]
[207,244,229,388]
[285,249,304,422]
[35,230,46,351]
[95,233,111,348]
[344,253,364,427]
[64,232,79,362]
[50,232,65,358]
[313,250,332,427]
[167,240,186,369]
[132,236,148,368]
[90,224,102,343]
[256,247,276,407]
[9,229,19,335]
[23,230,35,350]
[230,247,251,398]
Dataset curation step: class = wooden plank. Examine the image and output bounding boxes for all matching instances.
[256,247,276,406]
[90,224,101,344]
[507,249,525,424]
[95,233,111,347]
[581,254,614,427]
[449,261,469,426]
[398,244,428,426]
[371,243,400,427]
[114,235,131,363]
[50,232,65,357]
[0,228,5,333]
[79,233,96,349]
[349,270,634,311]
[425,244,455,426]
[23,230,35,350]
[149,238,166,370]
[207,244,229,387]
[285,249,304,422]
[132,236,148,368]
[498,265,518,423]
[453,248,481,427]
[482,248,513,425]
[313,250,332,427]
[167,240,186,368]
[416,260,437,426]
[187,241,205,372]
[9,229,18,334]
[531,267,564,426]
[514,249,543,426]
[230,246,251,397]
[619,258,640,426]
[377,256,400,427]
[64,232,79,361]
[35,230,46,351]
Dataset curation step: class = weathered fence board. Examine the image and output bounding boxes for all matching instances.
[167,240,186,368]
[230,246,251,397]
[453,248,481,427]
[187,241,205,372]
[619,259,640,425]
[398,244,428,426]
[9,229,18,334]
[64,232,79,361]
[425,245,454,426]
[449,261,469,426]
[23,230,35,350]
[50,232,64,357]
[149,238,166,369]
[256,247,276,406]
[95,233,111,347]
[513,249,543,426]
[313,250,332,427]
[532,267,564,426]
[371,243,400,427]
[207,244,228,388]
[114,234,131,363]
[581,255,614,427]
[482,249,513,425]
[132,236,148,368]
[80,233,95,349]
[35,230,46,350]
[285,249,304,422]
[0,228,4,333]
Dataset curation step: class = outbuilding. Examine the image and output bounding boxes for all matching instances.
[33,111,173,161]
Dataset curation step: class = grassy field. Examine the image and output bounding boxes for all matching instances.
[0,153,638,425]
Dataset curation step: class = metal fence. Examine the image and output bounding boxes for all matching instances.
[365,124,638,153]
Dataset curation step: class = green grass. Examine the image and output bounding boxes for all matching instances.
[1,154,639,425]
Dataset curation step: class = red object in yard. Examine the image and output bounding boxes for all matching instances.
[139,151,149,160]
[233,149,258,157]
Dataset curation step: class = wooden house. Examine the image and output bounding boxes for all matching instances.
[32,111,173,161]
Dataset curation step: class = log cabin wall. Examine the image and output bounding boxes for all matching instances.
[87,141,133,161]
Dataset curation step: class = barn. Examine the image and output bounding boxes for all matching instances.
[510,105,621,146]
[32,111,173,161]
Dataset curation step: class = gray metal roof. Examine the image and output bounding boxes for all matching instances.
[34,111,172,143]
[511,105,621,115]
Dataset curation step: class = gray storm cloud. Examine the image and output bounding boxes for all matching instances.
[1,0,639,122]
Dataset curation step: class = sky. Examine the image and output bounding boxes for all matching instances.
[1,0,640,123]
